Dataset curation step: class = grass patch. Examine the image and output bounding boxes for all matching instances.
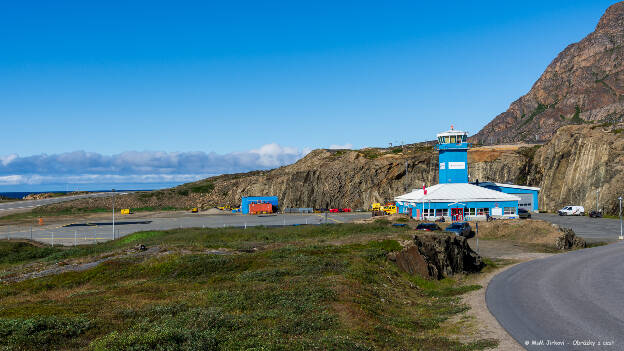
[570,105,584,124]
[0,224,495,350]
[586,241,609,248]
[189,183,214,194]
[359,149,381,159]
[0,242,62,267]
[521,103,549,127]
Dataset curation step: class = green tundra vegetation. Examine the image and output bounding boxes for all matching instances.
[0,223,496,350]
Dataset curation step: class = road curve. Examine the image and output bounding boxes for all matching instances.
[487,241,624,350]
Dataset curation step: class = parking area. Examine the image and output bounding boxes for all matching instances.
[0,212,371,246]
[532,213,623,243]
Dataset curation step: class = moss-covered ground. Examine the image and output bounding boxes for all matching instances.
[0,223,497,350]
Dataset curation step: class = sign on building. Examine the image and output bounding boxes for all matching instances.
[448,162,465,169]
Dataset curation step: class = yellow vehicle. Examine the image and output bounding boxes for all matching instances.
[371,203,382,211]
[217,205,231,211]
[191,207,199,213]
[120,208,132,215]
[382,205,397,215]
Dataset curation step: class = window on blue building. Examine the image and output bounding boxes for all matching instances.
[504,207,515,215]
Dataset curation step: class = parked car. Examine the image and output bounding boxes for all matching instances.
[589,210,603,218]
[558,206,585,216]
[518,208,532,219]
[329,208,340,213]
[416,223,442,231]
[342,208,352,213]
[445,222,473,238]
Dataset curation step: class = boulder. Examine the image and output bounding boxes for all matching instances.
[394,233,484,279]
[555,227,586,250]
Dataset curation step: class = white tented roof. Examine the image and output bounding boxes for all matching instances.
[476,181,540,191]
[395,183,520,203]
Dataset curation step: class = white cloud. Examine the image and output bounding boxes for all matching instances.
[0,144,310,187]
[328,143,353,150]
[0,154,18,166]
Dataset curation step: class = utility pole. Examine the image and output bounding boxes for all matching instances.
[619,196,623,240]
[596,189,600,212]
[112,189,115,240]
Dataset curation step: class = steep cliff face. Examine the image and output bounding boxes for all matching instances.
[526,125,624,213]
[473,2,624,144]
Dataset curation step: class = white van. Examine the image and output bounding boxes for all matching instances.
[558,206,585,216]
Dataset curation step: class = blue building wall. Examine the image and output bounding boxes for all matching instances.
[241,196,279,214]
[437,143,469,184]
[478,184,539,211]
[396,200,518,218]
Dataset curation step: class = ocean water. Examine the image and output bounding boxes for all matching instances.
[0,191,72,199]
[0,190,148,200]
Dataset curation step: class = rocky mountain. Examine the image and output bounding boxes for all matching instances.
[473,2,624,144]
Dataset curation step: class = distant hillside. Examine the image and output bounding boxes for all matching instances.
[40,123,624,215]
[473,2,624,144]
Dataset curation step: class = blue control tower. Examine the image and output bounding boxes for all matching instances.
[436,127,469,183]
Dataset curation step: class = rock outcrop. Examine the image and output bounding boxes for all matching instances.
[473,2,624,144]
[526,125,624,214]
[554,227,587,250]
[392,233,484,279]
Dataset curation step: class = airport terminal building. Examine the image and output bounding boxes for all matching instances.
[395,128,540,221]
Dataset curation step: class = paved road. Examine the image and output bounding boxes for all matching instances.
[532,213,623,243]
[0,212,371,246]
[0,192,122,213]
[487,241,624,350]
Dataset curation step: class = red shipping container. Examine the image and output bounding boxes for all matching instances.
[249,202,273,214]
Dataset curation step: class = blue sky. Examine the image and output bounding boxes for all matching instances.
[0,1,616,191]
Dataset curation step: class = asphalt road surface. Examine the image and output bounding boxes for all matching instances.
[0,192,122,214]
[532,213,623,243]
[487,241,624,350]
[0,212,371,246]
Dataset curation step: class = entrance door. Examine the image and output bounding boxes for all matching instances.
[451,208,464,221]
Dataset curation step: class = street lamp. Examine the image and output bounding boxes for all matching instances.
[619,196,623,240]
[112,189,115,240]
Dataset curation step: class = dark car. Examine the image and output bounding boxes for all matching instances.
[416,223,442,231]
[589,210,603,218]
[518,208,532,219]
[445,222,473,238]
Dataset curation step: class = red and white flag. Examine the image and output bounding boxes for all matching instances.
[423,183,427,195]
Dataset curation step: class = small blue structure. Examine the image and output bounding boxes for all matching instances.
[241,196,279,215]
[475,182,540,212]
